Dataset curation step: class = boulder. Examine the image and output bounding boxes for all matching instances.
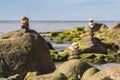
[26,72,67,80]
[0,29,56,79]
[110,23,120,29]
[85,23,108,32]
[88,66,120,80]
[81,67,99,80]
[55,59,92,80]
[79,36,108,54]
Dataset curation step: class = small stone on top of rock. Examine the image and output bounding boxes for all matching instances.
[20,16,30,32]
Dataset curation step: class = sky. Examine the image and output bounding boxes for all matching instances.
[0,0,120,21]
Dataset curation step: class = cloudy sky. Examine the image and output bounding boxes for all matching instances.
[0,0,120,20]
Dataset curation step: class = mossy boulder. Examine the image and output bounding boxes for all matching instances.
[45,27,84,43]
[99,24,108,31]
[54,36,63,43]
[80,53,120,64]
[80,53,106,64]
[55,59,92,80]
[94,29,120,53]
[72,37,80,42]
[50,50,61,61]
[59,48,70,60]
[79,36,108,54]
[85,23,108,32]
[47,32,59,38]
[110,23,120,30]
[0,29,56,79]
[50,49,69,61]
[81,67,99,80]
[26,72,67,80]
[88,66,120,80]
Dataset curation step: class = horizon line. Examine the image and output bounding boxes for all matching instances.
[0,20,120,22]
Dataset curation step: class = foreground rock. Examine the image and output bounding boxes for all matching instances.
[88,66,120,80]
[25,59,92,80]
[81,67,99,80]
[25,72,67,80]
[0,29,56,79]
[55,59,92,80]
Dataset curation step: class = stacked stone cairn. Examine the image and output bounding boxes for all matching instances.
[68,42,81,60]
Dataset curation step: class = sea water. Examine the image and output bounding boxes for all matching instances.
[0,21,119,34]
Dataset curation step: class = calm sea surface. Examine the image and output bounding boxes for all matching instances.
[0,21,119,34]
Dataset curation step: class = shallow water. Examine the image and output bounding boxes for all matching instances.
[95,63,120,70]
